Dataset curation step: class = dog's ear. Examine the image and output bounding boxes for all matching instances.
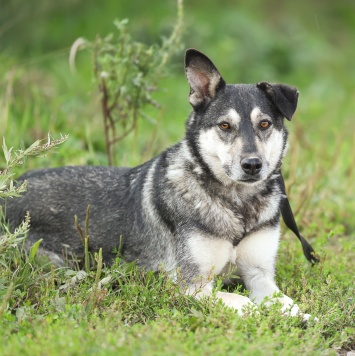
[185,49,226,109]
[257,82,299,120]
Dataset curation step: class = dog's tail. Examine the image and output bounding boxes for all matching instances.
[279,175,320,265]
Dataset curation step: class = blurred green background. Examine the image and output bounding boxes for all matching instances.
[1,0,355,235]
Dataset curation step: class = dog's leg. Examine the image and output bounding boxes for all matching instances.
[236,226,313,321]
[183,233,256,315]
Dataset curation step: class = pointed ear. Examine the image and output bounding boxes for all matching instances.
[257,82,299,120]
[185,49,226,109]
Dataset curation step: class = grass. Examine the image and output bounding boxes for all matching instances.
[1,0,355,354]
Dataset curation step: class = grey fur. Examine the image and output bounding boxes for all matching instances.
[2,49,298,287]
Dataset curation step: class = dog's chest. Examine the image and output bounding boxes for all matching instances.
[197,184,281,242]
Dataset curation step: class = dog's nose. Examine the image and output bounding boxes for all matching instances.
[241,157,263,175]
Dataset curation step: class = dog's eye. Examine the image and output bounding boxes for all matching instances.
[218,122,231,131]
[259,120,271,130]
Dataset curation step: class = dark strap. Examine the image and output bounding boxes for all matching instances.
[279,175,319,264]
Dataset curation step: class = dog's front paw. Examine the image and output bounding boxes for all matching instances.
[287,307,319,324]
[278,295,318,323]
[216,291,256,316]
[301,313,319,323]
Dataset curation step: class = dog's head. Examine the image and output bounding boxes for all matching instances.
[184,49,298,186]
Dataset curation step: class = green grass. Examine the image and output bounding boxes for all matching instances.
[1,0,355,354]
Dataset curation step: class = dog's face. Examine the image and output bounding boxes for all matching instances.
[185,49,299,186]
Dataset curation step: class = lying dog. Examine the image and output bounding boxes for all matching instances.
[3,49,312,320]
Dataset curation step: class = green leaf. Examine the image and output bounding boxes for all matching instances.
[24,140,41,155]
[2,138,12,164]
[29,239,43,263]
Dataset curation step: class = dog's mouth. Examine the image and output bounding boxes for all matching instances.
[240,179,259,183]
[238,175,263,184]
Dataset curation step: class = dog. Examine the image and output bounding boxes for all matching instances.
[3,49,313,320]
